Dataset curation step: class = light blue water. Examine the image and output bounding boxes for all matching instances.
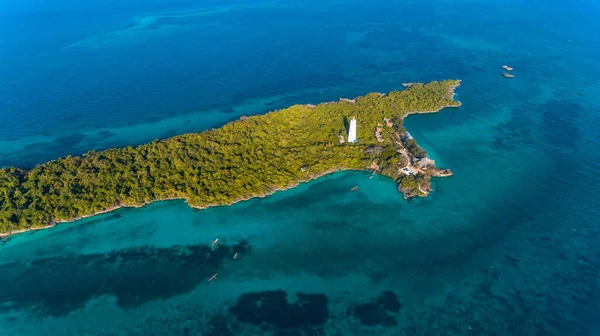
[1,0,600,335]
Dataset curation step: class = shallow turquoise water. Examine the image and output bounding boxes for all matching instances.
[1,0,600,335]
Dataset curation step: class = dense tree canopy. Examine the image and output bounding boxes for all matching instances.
[0,80,460,233]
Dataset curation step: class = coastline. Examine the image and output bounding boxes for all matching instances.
[0,81,461,239]
[0,100,459,240]
[0,167,363,239]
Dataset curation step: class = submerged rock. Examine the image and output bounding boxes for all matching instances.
[353,303,398,327]
[351,291,402,327]
[203,315,236,336]
[229,290,328,329]
[377,291,402,313]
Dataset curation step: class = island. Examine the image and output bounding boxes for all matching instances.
[0,80,461,236]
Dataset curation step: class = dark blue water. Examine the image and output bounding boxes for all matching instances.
[1,0,600,335]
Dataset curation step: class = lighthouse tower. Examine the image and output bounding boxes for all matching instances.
[348,117,357,143]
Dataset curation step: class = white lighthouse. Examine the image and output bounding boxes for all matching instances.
[348,117,357,143]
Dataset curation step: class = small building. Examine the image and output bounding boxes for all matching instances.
[400,166,415,176]
[375,123,384,142]
[383,117,393,128]
[348,117,357,143]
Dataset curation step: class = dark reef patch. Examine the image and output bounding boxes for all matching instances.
[539,99,581,149]
[159,129,180,140]
[350,291,401,327]
[97,130,115,138]
[7,133,90,169]
[353,303,397,327]
[376,291,402,313]
[229,290,328,329]
[55,133,87,147]
[19,133,85,158]
[219,107,235,114]
[203,315,238,336]
[491,110,535,152]
[0,240,250,316]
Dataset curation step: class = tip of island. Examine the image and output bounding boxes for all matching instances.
[0,80,462,237]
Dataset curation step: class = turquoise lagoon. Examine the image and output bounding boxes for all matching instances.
[1,0,600,335]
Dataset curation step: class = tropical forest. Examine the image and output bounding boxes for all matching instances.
[0,80,461,233]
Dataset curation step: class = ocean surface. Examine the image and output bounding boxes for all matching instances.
[1,0,600,335]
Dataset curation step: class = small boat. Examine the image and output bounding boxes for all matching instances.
[211,238,219,246]
[351,186,358,191]
[208,273,218,282]
[502,65,513,71]
[502,73,515,78]
[233,253,238,259]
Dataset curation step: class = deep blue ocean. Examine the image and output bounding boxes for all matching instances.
[1,0,600,335]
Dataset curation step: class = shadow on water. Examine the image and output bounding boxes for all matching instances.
[0,241,250,316]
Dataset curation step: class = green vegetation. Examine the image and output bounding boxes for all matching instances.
[0,80,460,233]
[404,138,427,159]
